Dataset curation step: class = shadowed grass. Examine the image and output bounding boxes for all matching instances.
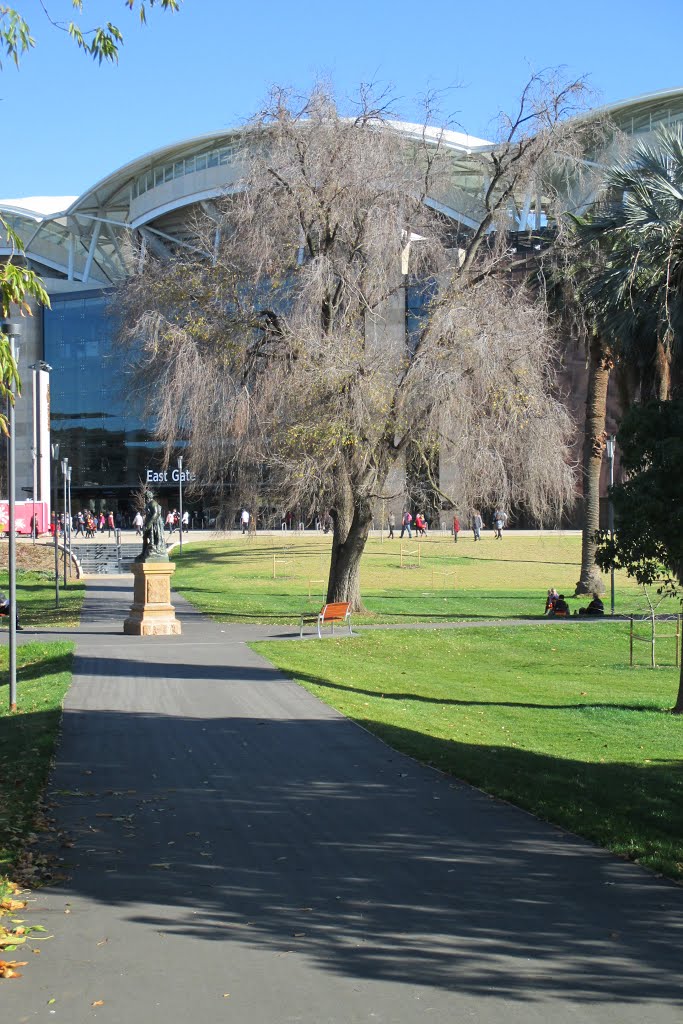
[0,643,74,872]
[253,623,683,880]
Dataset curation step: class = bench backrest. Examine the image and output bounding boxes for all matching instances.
[320,602,351,622]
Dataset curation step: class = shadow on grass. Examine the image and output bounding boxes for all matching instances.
[275,670,668,712]
[7,705,681,1008]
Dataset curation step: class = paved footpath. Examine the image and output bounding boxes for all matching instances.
[3,578,682,1024]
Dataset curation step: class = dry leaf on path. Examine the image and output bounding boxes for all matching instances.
[0,959,28,978]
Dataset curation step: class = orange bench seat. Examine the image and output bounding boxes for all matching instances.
[300,601,353,638]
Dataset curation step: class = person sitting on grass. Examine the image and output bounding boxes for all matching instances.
[550,593,570,617]
[0,590,22,630]
[579,592,605,616]
[544,588,559,614]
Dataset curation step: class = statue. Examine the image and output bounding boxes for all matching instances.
[134,490,168,562]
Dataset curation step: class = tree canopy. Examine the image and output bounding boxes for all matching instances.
[121,81,591,609]
[0,1,181,67]
[595,399,683,712]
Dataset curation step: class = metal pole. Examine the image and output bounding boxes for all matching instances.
[61,458,68,587]
[52,443,60,608]
[4,327,20,711]
[609,442,615,617]
[31,365,37,544]
[68,467,72,579]
[178,455,183,554]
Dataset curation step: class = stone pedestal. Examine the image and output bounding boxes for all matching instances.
[123,561,182,636]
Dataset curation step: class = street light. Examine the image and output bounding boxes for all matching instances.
[61,457,69,587]
[51,442,60,608]
[67,464,72,571]
[605,434,616,617]
[28,361,51,544]
[178,455,183,554]
[2,321,22,711]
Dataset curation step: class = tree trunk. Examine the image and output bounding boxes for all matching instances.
[655,338,671,401]
[576,335,612,595]
[327,467,373,612]
[672,662,683,715]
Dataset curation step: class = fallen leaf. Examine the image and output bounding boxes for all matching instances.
[1,899,26,912]
[92,1000,105,1007]
[0,959,28,979]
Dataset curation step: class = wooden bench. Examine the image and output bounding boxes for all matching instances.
[300,601,353,639]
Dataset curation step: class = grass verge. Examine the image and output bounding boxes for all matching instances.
[0,642,74,874]
[0,570,84,629]
[253,623,683,881]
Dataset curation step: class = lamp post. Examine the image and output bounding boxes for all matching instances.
[2,321,21,711]
[178,455,183,554]
[51,442,60,607]
[29,361,51,543]
[67,464,72,571]
[605,434,616,617]
[61,457,69,587]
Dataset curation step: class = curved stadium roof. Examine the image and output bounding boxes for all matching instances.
[3,88,683,291]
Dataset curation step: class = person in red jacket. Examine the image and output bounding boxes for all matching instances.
[453,515,460,543]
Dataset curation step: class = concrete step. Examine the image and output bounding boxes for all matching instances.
[72,542,141,575]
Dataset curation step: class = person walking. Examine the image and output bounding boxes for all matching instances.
[453,514,460,543]
[472,510,482,542]
[387,511,395,539]
[494,509,508,540]
[75,511,85,537]
[106,511,115,537]
[182,509,189,532]
[400,510,412,539]
[133,510,144,536]
[240,508,250,535]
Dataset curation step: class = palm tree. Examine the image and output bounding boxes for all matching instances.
[565,124,683,593]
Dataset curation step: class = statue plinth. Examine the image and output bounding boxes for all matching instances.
[123,561,182,636]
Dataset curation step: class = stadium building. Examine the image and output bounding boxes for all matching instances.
[2,88,682,524]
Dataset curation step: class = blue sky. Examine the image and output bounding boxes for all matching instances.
[2,0,681,199]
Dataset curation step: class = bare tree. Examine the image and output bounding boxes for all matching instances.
[120,78,592,610]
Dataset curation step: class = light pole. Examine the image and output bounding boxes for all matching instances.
[67,464,72,571]
[178,455,183,554]
[2,321,21,711]
[61,457,69,586]
[605,434,616,617]
[51,442,60,607]
[29,361,51,543]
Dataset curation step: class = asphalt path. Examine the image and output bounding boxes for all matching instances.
[2,578,682,1023]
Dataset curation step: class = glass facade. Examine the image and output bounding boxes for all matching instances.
[44,291,163,512]
[132,141,242,199]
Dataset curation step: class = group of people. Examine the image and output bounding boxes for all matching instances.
[386,510,429,540]
[385,508,509,542]
[73,510,116,538]
[545,588,605,617]
[165,508,188,534]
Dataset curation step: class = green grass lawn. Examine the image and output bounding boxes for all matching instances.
[171,533,678,623]
[0,642,74,874]
[253,623,683,881]
[0,570,84,629]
